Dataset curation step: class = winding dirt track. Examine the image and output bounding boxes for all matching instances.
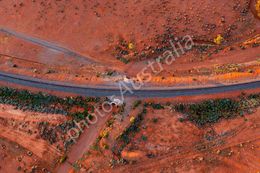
[0,27,96,64]
[0,22,259,173]
[0,27,259,98]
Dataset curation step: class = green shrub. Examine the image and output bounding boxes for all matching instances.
[175,94,260,126]
[150,103,164,109]
[0,87,101,120]
[133,100,142,109]
[59,155,67,163]
[152,118,158,123]
[141,135,148,141]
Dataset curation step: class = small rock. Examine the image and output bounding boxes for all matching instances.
[221,16,225,23]
[33,69,38,73]
[17,157,22,162]
[198,156,204,161]
[27,151,33,157]
[216,150,221,154]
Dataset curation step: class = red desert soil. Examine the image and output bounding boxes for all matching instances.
[0,0,260,172]
[0,104,66,124]
[74,92,260,173]
[116,109,260,173]
[0,125,60,163]
[0,104,73,172]
[57,110,112,173]
[0,0,259,86]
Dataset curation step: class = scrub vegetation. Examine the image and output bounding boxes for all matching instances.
[175,93,260,126]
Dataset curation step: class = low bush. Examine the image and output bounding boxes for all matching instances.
[133,100,142,109]
[0,87,101,120]
[113,109,147,155]
[175,94,260,126]
[150,103,164,109]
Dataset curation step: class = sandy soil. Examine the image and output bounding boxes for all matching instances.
[0,0,259,87]
[0,104,72,172]
[0,1,260,172]
[115,108,260,173]
[0,104,66,124]
[73,91,260,173]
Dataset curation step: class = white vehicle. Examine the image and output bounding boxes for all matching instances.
[108,96,124,106]
[123,76,133,84]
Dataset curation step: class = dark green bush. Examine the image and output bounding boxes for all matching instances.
[0,87,100,118]
[150,103,164,109]
[175,94,260,126]
[133,100,142,109]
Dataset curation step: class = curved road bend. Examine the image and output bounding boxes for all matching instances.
[0,27,95,64]
[0,72,259,98]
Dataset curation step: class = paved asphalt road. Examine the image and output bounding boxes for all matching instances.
[0,71,259,98]
[0,27,259,98]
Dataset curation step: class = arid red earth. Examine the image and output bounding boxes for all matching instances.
[0,0,259,86]
[67,91,260,173]
[0,0,260,173]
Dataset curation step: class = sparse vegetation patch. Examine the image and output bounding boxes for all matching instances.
[175,93,260,126]
[0,87,100,118]
[112,108,147,156]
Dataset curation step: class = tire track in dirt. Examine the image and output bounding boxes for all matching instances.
[115,121,260,172]
[57,112,112,173]
[0,27,97,65]
[116,136,260,173]
[0,125,62,168]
